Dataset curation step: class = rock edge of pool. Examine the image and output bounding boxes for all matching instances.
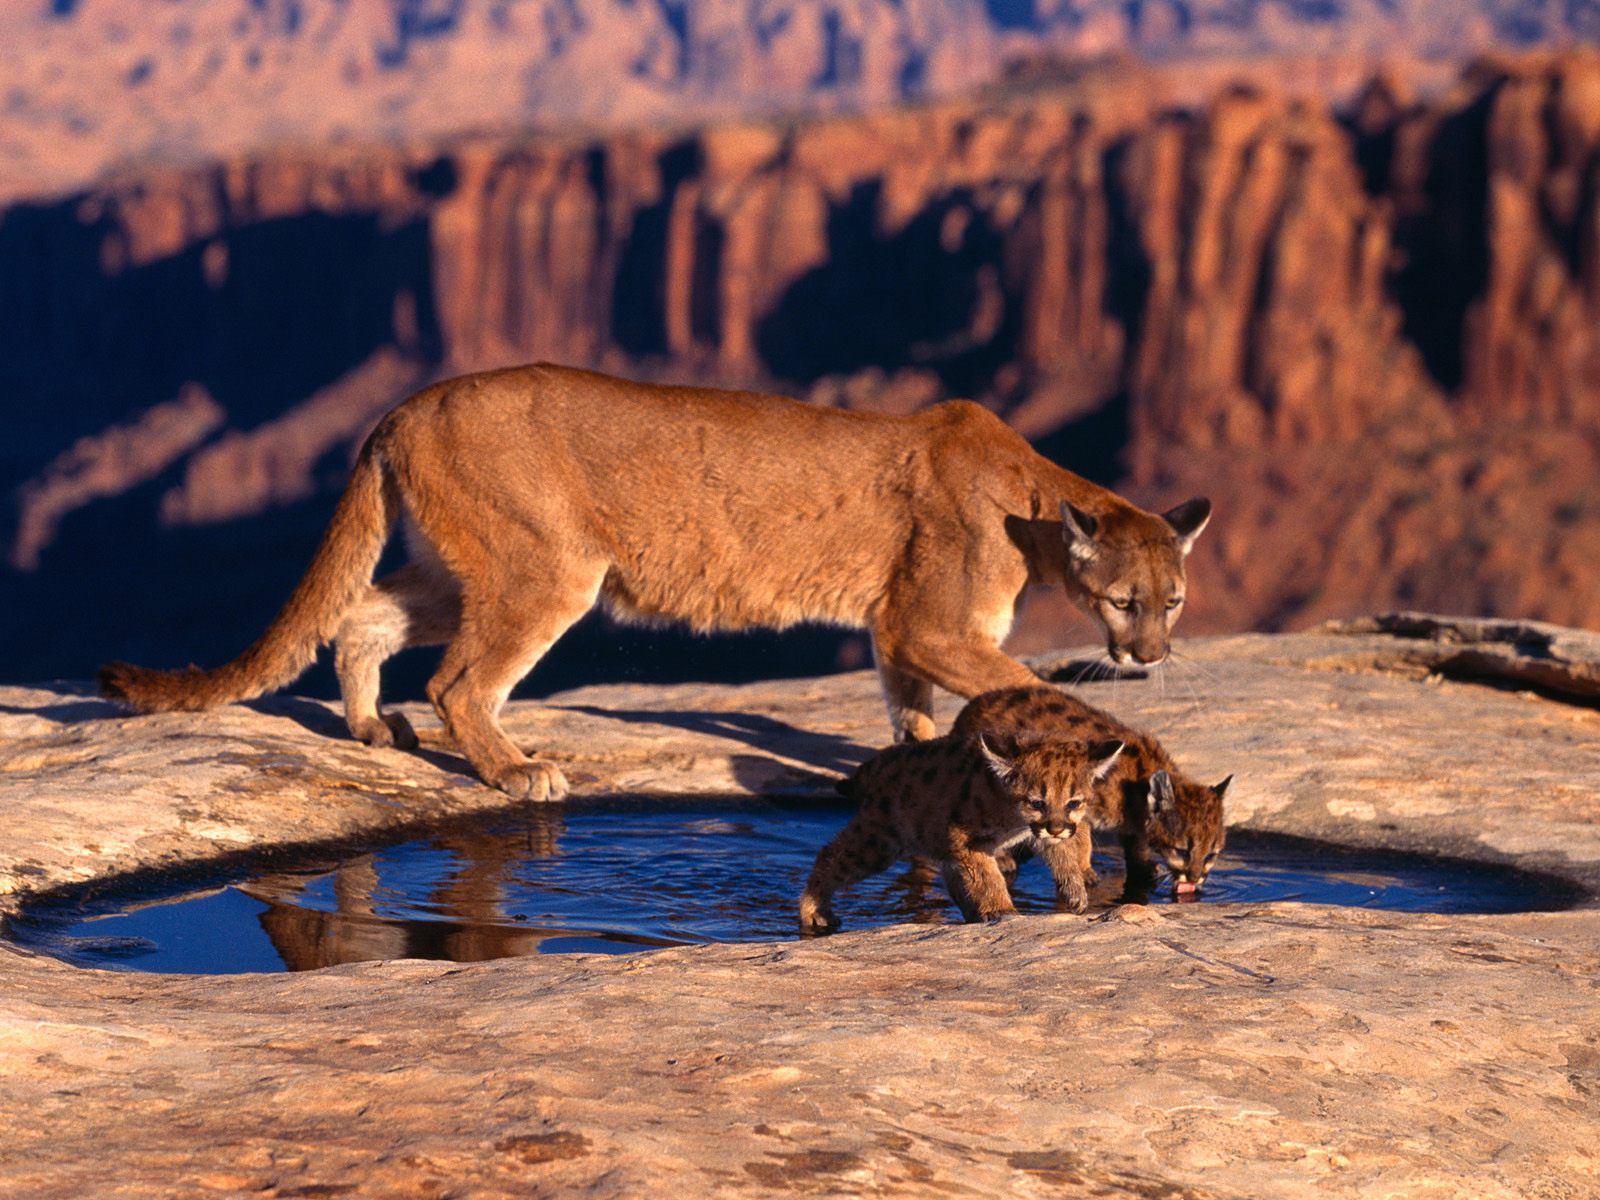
[3,617,1599,1199]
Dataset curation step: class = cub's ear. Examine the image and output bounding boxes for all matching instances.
[1149,769,1176,813]
[1160,497,1212,556]
[1059,501,1100,560]
[1089,738,1126,780]
[975,734,1015,783]
[1212,774,1234,802]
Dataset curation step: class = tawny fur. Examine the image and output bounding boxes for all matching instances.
[98,364,1209,800]
[799,735,1123,933]
[951,686,1232,892]
[99,443,397,712]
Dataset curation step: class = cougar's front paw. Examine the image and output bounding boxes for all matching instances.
[978,907,1021,925]
[1057,882,1090,915]
[351,712,418,751]
[489,760,569,802]
[798,897,839,937]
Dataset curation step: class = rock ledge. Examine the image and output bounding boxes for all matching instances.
[1,621,1597,1198]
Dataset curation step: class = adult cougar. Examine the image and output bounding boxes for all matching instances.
[101,364,1210,801]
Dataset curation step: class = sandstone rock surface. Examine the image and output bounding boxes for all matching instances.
[1,624,1597,1197]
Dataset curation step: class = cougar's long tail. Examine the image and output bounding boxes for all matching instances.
[99,441,397,712]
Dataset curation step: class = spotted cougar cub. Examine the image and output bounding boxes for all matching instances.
[799,734,1125,934]
[951,687,1231,895]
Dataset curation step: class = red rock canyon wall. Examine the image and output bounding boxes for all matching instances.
[7,52,1600,641]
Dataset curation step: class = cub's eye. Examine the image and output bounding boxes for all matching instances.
[1166,596,1184,610]
[1205,851,1218,863]
[1108,596,1134,611]
[1027,798,1047,811]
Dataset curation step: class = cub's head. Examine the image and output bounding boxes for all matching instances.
[1143,769,1232,896]
[977,736,1125,842]
[1058,498,1211,667]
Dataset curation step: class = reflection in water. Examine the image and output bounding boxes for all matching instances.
[248,813,578,969]
[23,802,1582,975]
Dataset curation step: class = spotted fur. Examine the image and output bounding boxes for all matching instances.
[951,686,1232,893]
[798,734,1123,934]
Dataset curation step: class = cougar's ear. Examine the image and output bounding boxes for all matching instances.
[1161,498,1212,556]
[1060,501,1100,561]
[1212,774,1234,802]
[1149,769,1176,813]
[975,734,1015,783]
[1089,738,1126,780]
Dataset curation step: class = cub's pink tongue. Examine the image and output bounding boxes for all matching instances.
[1174,881,1199,897]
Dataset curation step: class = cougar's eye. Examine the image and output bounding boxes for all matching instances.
[1108,596,1134,611]
[1166,596,1184,610]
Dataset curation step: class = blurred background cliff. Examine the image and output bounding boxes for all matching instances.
[4,0,1599,691]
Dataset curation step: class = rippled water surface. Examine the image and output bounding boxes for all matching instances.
[14,797,1581,974]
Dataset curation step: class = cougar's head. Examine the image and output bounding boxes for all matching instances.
[1058,498,1211,667]
[1145,769,1232,897]
[975,735,1125,840]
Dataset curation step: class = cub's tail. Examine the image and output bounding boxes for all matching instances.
[99,441,397,712]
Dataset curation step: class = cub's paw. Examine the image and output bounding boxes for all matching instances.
[488,760,570,803]
[1082,866,1101,887]
[352,711,419,751]
[1056,884,1090,915]
[979,908,1021,925]
[798,896,839,936]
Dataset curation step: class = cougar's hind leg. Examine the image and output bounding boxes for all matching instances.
[335,562,461,750]
[871,642,937,744]
[426,548,605,802]
[335,586,414,749]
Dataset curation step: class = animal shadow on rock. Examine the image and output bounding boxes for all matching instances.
[1039,660,1149,685]
[0,695,126,725]
[556,704,873,779]
[242,695,480,780]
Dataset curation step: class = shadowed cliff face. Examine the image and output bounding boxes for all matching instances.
[4,53,1600,686]
[0,159,443,478]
